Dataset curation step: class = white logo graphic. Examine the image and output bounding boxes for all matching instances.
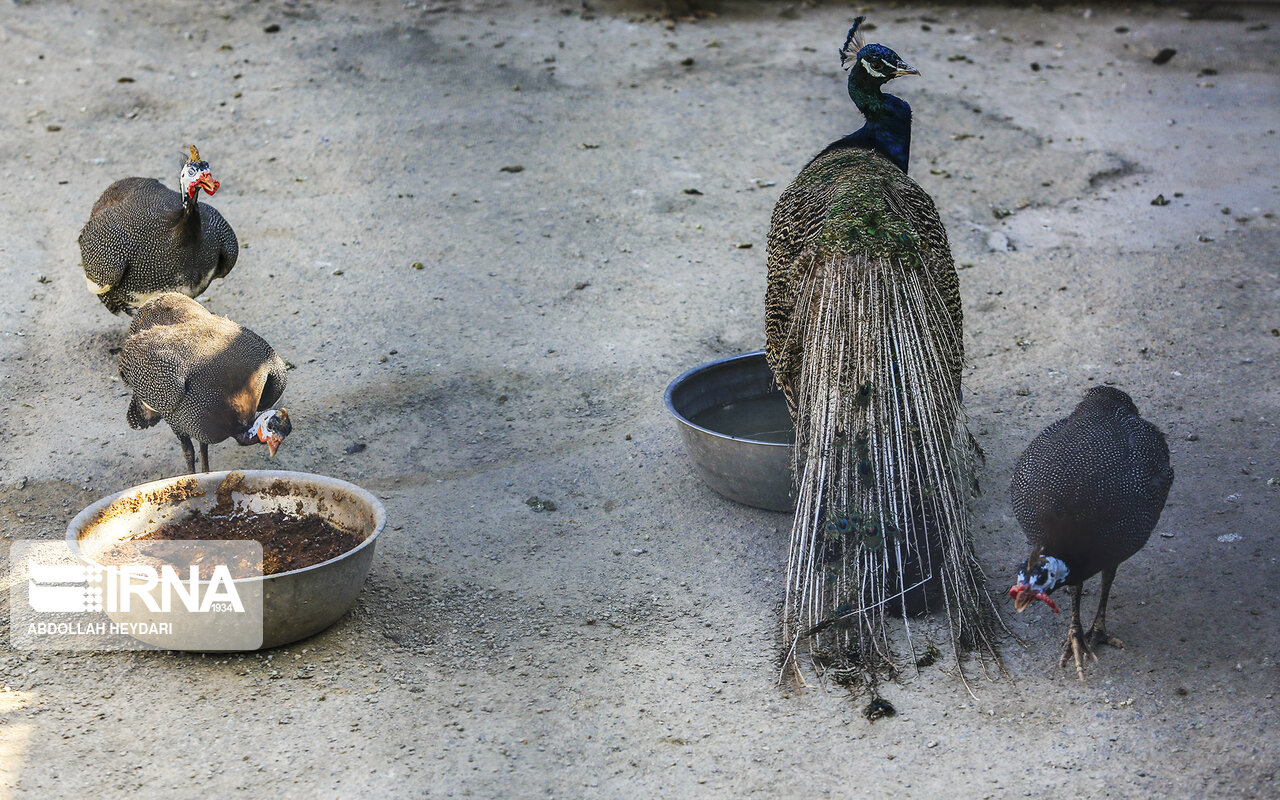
[11,540,263,651]
[26,561,243,614]
[28,563,105,613]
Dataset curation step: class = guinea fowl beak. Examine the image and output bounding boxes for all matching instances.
[1009,583,1059,614]
[196,174,220,196]
[1011,585,1035,612]
[266,436,282,457]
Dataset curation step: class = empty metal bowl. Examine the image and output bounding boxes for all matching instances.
[665,351,796,512]
[66,469,385,650]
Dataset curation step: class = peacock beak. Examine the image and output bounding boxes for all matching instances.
[894,63,921,78]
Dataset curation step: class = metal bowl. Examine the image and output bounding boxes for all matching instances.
[66,470,385,650]
[664,351,796,512]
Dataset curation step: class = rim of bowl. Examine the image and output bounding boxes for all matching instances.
[65,469,387,584]
[664,350,792,449]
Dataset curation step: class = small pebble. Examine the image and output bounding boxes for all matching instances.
[1152,48,1177,65]
[525,496,557,513]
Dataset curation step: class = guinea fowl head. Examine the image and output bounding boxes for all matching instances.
[1009,550,1070,613]
[179,145,220,201]
[247,408,292,457]
[840,17,920,90]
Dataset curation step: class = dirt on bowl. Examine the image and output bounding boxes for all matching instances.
[94,510,366,578]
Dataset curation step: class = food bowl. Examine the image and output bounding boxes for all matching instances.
[664,351,796,512]
[66,470,385,650]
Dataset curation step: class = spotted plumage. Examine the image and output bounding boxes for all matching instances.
[80,145,238,315]
[119,293,291,474]
[1009,385,1173,679]
[767,19,996,688]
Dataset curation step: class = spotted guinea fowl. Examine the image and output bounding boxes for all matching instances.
[119,293,291,474]
[80,145,238,315]
[766,18,997,687]
[1009,386,1173,680]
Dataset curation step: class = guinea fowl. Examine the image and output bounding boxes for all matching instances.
[80,145,238,315]
[766,18,997,686]
[119,293,292,474]
[1009,386,1173,680]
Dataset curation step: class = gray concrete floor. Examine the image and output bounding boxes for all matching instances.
[0,1,1277,797]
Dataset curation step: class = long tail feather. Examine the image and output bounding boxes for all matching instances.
[780,249,998,686]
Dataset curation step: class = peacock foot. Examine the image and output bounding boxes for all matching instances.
[1058,622,1098,682]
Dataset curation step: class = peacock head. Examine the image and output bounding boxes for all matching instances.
[1008,551,1070,613]
[179,145,220,201]
[839,17,920,90]
[250,408,292,457]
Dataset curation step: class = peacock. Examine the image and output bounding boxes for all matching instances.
[765,18,999,688]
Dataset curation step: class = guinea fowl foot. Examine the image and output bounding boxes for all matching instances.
[1058,622,1098,682]
[1085,627,1125,651]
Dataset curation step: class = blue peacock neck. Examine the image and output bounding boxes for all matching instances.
[822,71,913,173]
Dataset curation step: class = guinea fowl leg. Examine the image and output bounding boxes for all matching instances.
[178,435,197,474]
[199,443,210,474]
[1058,584,1098,681]
[1086,567,1126,650]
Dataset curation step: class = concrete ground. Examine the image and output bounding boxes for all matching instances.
[0,0,1277,797]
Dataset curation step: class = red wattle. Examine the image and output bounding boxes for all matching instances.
[1037,591,1060,614]
[1009,584,1060,613]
